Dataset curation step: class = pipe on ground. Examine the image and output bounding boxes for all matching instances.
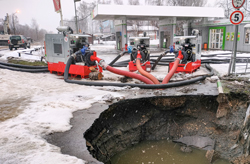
[136,51,160,84]
[90,55,154,84]
[162,51,183,84]
[151,53,165,70]
[64,56,214,89]
[108,51,128,66]
[0,61,48,69]
[0,63,49,72]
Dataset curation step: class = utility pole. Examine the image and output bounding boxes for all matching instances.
[53,0,63,26]
[74,0,81,33]
[232,24,239,74]
[12,10,19,35]
[228,0,245,75]
[12,14,15,34]
[60,10,63,26]
[4,13,10,34]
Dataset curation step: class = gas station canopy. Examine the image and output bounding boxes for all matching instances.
[92,4,225,20]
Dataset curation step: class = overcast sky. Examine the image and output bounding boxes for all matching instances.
[0,0,216,33]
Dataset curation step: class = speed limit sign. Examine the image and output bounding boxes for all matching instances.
[230,11,244,25]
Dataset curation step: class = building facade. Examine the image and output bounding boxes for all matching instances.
[186,18,250,52]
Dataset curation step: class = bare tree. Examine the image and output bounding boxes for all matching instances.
[244,0,250,17]
[128,0,140,5]
[76,1,106,34]
[31,19,39,40]
[215,0,234,18]
[0,24,3,34]
[9,14,19,34]
[147,0,165,6]
[167,0,207,6]
[98,0,111,4]
[77,1,90,33]
[114,0,123,5]
[216,0,250,18]
[127,0,141,36]
[145,0,165,35]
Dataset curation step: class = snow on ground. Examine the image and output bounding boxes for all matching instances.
[150,39,159,45]
[0,59,125,163]
[0,43,250,164]
[93,40,116,45]
[0,45,44,62]
[93,39,160,47]
[201,50,250,77]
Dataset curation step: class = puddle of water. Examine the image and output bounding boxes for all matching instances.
[0,98,26,122]
[109,140,230,164]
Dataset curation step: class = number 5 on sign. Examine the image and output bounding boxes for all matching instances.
[230,11,244,25]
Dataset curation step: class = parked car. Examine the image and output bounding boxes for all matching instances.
[26,37,33,43]
[8,35,31,50]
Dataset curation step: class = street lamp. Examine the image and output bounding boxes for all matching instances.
[74,0,80,33]
[12,10,20,35]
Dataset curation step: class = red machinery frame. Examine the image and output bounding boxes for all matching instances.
[128,61,151,72]
[47,62,103,78]
[169,60,201,73]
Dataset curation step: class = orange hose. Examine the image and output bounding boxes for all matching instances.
[106,65,154,84]
[162,50,183,84]
[91,54,154,84]
[136,57,160,84]
[162,59,180,84]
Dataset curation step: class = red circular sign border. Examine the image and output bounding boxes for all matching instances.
[232,0,245,9]
[230,10,244,25]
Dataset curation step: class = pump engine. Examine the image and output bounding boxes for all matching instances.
[170,29,202,73]
[45,26,102,78]
[128,39,151,72]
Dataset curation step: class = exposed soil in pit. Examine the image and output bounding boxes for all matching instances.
[84,94,249,163]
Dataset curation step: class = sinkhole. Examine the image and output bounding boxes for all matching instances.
[84,94,249,164]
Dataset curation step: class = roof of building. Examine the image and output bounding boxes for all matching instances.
[92,4,224,21]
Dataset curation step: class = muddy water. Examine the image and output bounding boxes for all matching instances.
[109,140,230,164]
[0,98,26,122]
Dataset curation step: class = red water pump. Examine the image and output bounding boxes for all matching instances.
[47,50,102,78]
[45,28,102,78]
[128,40,151,72]
[170,30,202,73]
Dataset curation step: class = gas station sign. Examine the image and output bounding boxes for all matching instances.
[53,0,61,13]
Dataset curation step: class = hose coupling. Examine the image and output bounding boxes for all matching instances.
[121,51,128,56]
[71,53,76,59]
[99,59,107,68]
[175,58,181,61]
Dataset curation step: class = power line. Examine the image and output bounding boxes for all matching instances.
[63,14,91,22]
[78,14,91,21]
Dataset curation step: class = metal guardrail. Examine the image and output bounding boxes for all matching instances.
[231,57,250,75]
[245,58,250,74]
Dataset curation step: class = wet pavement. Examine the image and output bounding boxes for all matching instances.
[45,103,108,164]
